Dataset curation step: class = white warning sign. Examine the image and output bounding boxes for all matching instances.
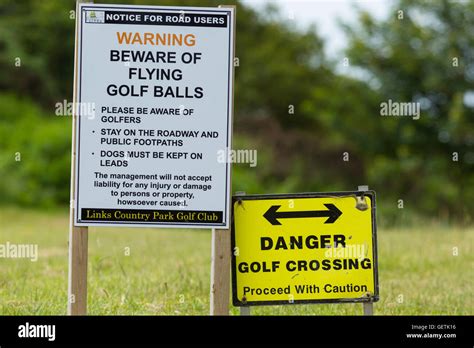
[73,4,234,228]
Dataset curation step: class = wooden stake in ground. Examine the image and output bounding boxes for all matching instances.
[210,4,236,316]
[67,0,89,316]
[67,226,88,315]
[210,228,232,315]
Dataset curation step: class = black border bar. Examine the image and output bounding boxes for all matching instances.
[0,316,471,345]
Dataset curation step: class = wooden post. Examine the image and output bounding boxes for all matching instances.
[67,0,89,315]
[358,185,374,316]
[210,4,236,316]
[210,228,232,315]
[67,226,88,315]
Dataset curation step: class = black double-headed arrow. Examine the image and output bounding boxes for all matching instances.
[263,203,342,225]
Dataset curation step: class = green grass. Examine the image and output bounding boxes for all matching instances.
[0,207,472,315]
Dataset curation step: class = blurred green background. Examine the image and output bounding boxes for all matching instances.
[0,0,473,227]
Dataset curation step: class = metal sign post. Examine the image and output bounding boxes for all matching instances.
[359,185,375,316]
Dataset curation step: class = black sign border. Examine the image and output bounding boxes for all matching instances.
[231,190,379,307]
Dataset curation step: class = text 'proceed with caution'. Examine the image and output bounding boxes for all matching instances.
[73,4,234,228]
[231,192,379,306]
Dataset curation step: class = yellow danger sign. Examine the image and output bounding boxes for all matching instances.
[231,192,379,306]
